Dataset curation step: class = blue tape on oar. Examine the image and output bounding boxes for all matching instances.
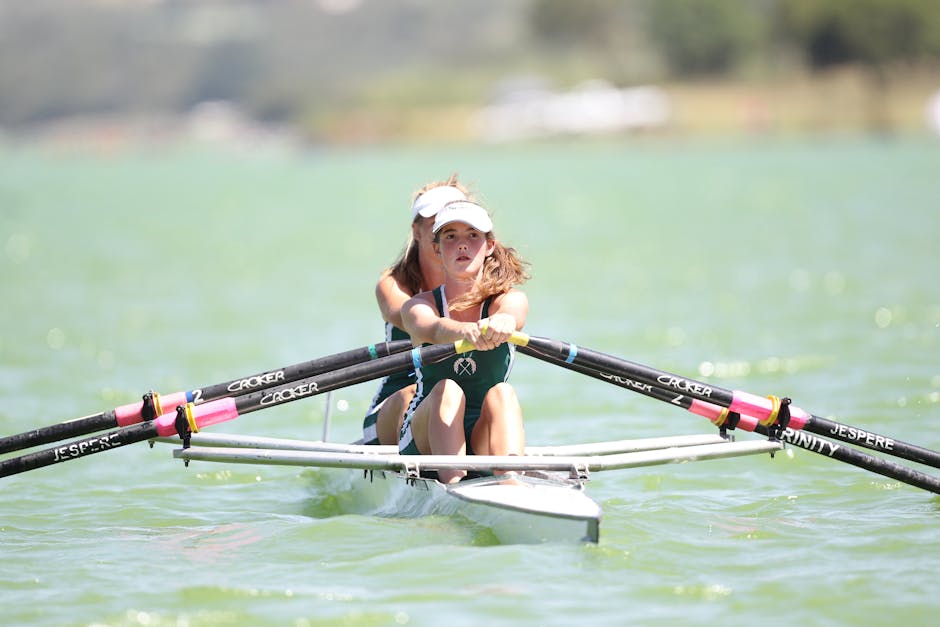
[566,344,578,363]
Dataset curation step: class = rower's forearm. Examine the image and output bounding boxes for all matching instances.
[429,318,476,345]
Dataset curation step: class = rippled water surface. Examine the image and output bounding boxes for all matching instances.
[1,137,938,626]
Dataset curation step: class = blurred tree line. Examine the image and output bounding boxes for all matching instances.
[1,0,938,134]
[532,0,940,77]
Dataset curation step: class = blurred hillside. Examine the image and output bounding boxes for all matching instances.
[2,0,939,147]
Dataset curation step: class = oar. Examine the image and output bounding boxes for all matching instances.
[510,334,940,471]
[0,341,465,479]
[517,345,940,494]
[0,339,413,455]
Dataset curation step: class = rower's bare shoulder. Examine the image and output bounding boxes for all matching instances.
[376,273,406,301]
[494,289,529,310]
[402,290,437,313]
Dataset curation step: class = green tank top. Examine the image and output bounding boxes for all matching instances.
[409,286,515,415]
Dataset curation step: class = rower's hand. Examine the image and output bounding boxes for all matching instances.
[478,314,516,349]
[455,322,490,351]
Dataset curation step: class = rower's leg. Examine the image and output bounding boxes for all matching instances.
[472,383,525,462]
[376,385,416,445]
[420,379,468,483]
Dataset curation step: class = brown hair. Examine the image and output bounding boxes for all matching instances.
[447,232,531,313]
[385,173,472,296]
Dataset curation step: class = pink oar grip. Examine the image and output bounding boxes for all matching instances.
[159,391,189,414]
[114,390,190,426]
[192,397,239,430]
[687,399,764,433]
[114,401,145,426]
[729,391,773,421]
[729,391,810,430]
[153,398,239,437]
[688,399,727,424]
[154,411,179,435]
[784,407,809,430]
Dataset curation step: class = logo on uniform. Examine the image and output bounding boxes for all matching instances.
[453,356,477,376]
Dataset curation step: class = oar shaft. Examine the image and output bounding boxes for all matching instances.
[0,397,241,479]
[518,344,940,495]
[0,339,414,455]
[750,424,940,493]
[0,342,463,479]
[518,335,940,470]
[799,415,940,469]
[192,343,460,424]
[0,421,159,478]
[189,339,413,405]
[0,411,114,455]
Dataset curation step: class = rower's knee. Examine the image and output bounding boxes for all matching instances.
[377,386,415,445]
[430,379,466,421]
[474,383,525,456]
[483,382,520,412]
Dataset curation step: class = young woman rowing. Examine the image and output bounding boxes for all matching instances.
[399,200,530,483]
[361,176,472,445]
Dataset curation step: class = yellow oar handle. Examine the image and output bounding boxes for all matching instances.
[454,330,530,354]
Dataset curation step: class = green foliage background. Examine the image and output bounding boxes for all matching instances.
[1,0,938,137]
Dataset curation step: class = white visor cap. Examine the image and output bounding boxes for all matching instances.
[432,200,493,234]
[411,185,467,219]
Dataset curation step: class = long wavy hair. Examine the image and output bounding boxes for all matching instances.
[384,174,472,296]
[440,231,531,313]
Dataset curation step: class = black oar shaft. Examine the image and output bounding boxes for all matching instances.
[0,411,115,455]
[751,424,940,494]
[800,415,940,470]
[191,339,413,403]
[518,345,683,407]
[518,344,940,495]
[0,339,413,455]
[521,336,735,406]
[0,422,159,478]
[520,336,940,470]
[0,342,457,480]
[229,342,457,416]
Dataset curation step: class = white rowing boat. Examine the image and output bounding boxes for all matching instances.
[161,432,782,544]
[352,470,603,544]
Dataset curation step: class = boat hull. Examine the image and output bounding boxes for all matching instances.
[359,471,601,544]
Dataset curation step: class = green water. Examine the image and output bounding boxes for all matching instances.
[1,137,938,626]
